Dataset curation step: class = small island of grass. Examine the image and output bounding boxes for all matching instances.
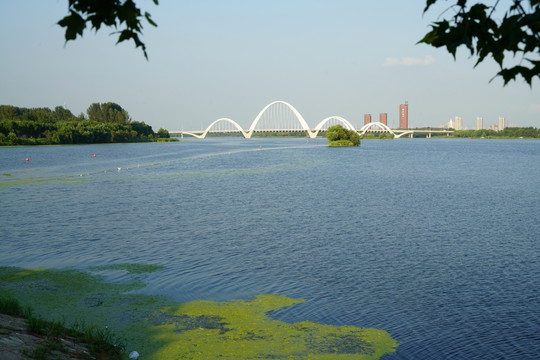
[326,124,361,146]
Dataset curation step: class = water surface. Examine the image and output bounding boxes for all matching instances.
[1,138,539,359]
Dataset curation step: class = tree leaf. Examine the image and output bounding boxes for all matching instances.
[58,11,86,41]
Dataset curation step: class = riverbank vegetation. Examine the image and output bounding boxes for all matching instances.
[326,124,361,146]
[0,103,176,146]
[360,132,395,139]
[0,295,123,359]
[450,127,540,139]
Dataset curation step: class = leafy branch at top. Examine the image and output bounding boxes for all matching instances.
[57,0,159,59]
[419,0,540,86]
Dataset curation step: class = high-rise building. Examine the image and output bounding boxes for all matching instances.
[379,113,388,126]
[399,101,408,129]
[476,117,483,130]
[498,117,505,131]
[454,116,462,130]
[364,114,371,125]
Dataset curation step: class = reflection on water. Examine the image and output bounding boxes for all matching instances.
[1,138,539,359]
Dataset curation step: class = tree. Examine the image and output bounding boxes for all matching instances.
[156,128,170,138]
[419,0,540,85]
[130,121,154,137]
[54,106,75,121]
[326,124,360,147]
[87,102,131,124]
[58,0,159,59]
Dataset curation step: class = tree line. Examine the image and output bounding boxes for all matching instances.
[451,127,540,139]
[0,103,173,146]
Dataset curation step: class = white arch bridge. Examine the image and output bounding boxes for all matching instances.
[169,101,453,139]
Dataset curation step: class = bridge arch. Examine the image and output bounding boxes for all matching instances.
[394,130,413,138]
[248,101,316,138]
[312,116,357,137]
[359,122,395,135]
[201,118,247,138]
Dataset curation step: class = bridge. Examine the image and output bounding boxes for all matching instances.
[169,101,453,139]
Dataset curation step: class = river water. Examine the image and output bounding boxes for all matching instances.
[1,138,539,359]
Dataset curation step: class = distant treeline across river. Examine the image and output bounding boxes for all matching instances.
[0,104,175,146]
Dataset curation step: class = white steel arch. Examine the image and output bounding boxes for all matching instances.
[394,130,413,138]
[248,100,316,138]
[359,122,395,135]
[201,118,248,138]
[312,116,358,138]
[179,102,412,140]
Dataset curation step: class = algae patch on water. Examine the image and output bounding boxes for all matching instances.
[152,294,398,359]
[0,266,398,359]
[91,263,165,274]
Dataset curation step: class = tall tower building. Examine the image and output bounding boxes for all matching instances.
[476,117,483,130]
[379,113,388,126]
[399,101,408,129]
[364,114,371,125]
[454,116,462,130]
[498,117,505,131]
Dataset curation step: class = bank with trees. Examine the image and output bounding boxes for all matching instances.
[0,103,174,146]
[450,127,540,139]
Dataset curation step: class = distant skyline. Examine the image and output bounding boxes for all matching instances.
[1,1,538,131]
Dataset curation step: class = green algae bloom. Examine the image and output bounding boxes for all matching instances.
[0,265,398,359]
[152,294,397,359]
[91,263,165,274]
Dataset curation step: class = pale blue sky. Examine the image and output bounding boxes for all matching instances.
[1,0,538,131]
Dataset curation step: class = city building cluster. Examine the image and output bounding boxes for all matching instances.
[362,102,509,131]
[445,116,507,131]
[363,101,407,129]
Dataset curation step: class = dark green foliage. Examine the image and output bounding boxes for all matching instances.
[58,0,159,59]
[157,127,170,138]
[361,132,395,139]
[0,104,169,145]
[131,120,154,136]
[326,124,361,146]
[452,127,540,138]
[1,294,124,359]
[87,102,131,124]
[72,320,126,356]
[26,315,50,334]
[0,295,23,316]
[420,0,540,85]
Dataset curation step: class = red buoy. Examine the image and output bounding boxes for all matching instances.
[219,148,223,151]
[93,154,97,157]
[25,157,29,162]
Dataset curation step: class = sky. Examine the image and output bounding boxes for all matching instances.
[1,0,539,131]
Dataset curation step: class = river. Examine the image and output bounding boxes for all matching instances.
[1,137,539,359]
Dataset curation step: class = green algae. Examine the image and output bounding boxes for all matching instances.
[90,263,164,274]
[153,295,397,359]
[0,176,89,188]
[0,265,398,359]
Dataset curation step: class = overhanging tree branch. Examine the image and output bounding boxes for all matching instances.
[419,0,540,86]
[58,0,159,60]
